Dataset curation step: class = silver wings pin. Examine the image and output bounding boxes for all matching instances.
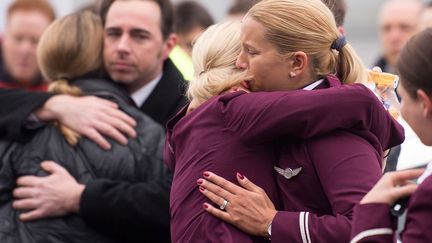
[274,166,302,180]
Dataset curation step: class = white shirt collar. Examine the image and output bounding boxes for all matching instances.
[131,73,163,107]
[418,162,432,184]
[302,79,324,91]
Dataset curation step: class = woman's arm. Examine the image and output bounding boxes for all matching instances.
[350,169,425,243]
[223,84,403,149]
[0,89,137,149]
[0,89,52,140]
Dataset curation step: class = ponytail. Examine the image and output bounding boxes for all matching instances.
[47,79,83,146]
[337,44,368,84]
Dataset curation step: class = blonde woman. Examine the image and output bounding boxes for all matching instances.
[193,0,405,242]
[0,11,168,243]
[165,20,403,242]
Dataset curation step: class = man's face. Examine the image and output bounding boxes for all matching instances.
[379,1,420,69]
[103,0,171,93]
[2,10,51,84]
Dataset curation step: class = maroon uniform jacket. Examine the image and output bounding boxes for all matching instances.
[165,79,404,243]
[271,78,403,243]
[350,174,432,243]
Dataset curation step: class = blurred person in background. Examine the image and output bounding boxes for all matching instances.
[0,0,55,91]
[351,27,432,243]
[170,0,214,80]
[374,0,422,172]
[225,0,260,22]
[374,0,422,73]
[0,10,167,243]
[321,0,347,33]
[420,1,432,30]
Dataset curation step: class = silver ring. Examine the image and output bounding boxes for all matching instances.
[220,199,229,210]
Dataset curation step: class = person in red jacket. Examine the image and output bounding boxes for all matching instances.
[0,0,55,90]
[350,27,432,243]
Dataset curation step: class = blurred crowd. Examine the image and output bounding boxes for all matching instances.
[0,0,432,242]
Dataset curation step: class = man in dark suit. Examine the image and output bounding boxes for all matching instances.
[5,0,187,242]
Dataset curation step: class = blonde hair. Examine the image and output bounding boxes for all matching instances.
[37,11,104,145]
[187,22,250,108]
[248,0,368,84]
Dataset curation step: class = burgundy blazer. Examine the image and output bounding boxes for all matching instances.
[350,175,432,243]
[165,80,404,243]
[271,79,404,243]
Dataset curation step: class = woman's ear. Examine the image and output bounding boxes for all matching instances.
[417,89,432,118]
[289,51,308,76]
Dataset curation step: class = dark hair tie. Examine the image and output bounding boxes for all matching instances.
[331,35,347,51]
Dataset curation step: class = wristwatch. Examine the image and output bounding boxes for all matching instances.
[267,223,272,238]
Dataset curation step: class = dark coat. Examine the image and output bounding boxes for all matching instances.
[0,79,170,243]
[165,78,404,243]
[0,59,186,243]
[138,59,187,127]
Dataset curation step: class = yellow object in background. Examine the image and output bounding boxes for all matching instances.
[170,45,194,81]
[367,67,400,119]
[368,68,399,89]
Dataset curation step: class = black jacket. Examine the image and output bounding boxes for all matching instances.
[0,79,170,243]
[139,59,188,127]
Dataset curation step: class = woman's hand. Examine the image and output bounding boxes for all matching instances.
[198,172,276,237]
[360,169,424,205]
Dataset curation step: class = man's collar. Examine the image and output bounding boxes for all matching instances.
[130,73,163,107]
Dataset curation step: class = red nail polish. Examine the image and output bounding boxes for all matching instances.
[197,179,203,185]
[237,172,245,180]
[203,172,210,178]
[203,203,209,209]
[199,186,205,192]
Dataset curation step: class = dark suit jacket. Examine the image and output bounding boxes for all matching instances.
[0,59,187,243]
[139,59,187,127]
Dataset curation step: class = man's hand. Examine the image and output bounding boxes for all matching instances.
[12,161,85,221]
[360,169,424,205]
[35,95,137,150]
[198,172,276,237]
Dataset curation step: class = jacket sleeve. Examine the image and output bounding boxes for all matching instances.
[223,84,403,149]
[0,88,52,141]
[399,176,432,243]
[271,131,384,243]
[350,204,395,243]
[79,170,172,243]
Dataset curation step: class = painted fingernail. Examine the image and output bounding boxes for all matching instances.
[197,179,204,185]
[203,203,209,209]
[199,186,205,192]
[203,172,210,178]
[237,172,245,180]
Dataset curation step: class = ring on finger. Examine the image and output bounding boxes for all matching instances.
[220,199,229,210]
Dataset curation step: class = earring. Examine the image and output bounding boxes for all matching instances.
[289,72,296,78]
